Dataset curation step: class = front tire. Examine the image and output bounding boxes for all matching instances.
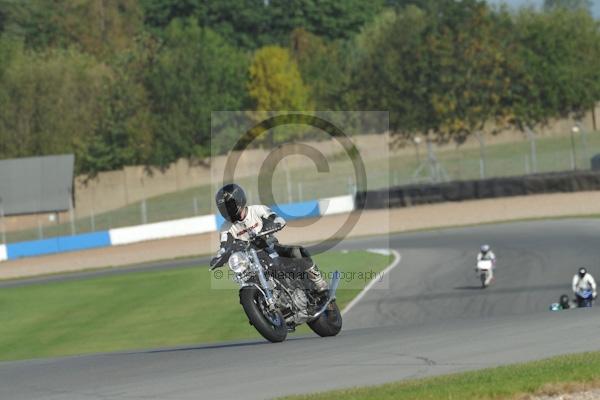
[308,301,342,337]
[480,272,487,288]
[239,287,287,343]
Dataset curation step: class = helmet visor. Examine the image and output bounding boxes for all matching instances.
[218,199,242,222]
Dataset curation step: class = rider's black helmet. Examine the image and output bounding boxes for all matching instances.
[559,294,570,308]
[578,267,587,278]
[216,184,247,222]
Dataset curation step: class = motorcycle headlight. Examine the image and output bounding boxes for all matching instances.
[228,251,250,274]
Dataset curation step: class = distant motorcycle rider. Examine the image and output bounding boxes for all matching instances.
[550,294,573,311]
[572,267,597,303]
[211,184,329,293]
[476,244,496,286]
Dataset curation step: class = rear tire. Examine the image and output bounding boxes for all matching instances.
[240,287,287,343]
[308,301,342,337]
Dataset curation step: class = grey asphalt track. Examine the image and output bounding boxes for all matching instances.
[1,219,600,400]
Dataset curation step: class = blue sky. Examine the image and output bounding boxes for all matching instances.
[488,0,600,17]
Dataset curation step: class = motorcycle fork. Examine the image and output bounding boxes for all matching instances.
[249,248,276,310]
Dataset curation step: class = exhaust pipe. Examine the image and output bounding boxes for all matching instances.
[310,271,340,319]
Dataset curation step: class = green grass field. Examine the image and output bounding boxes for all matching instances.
[0,250,392,362]
[6,131,599,243]
[281,351,600,400]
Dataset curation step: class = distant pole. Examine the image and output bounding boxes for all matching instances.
[525,127,537,174]
[577,123,589,166]
[426,139,439,182]
[570,125,578,170]
[90,207,96,232]
[475,132,486,179]
[413,136,422,165]
[68,188,76,236]
[297,182,303,202]
[37,218,44,240]
[141,199,148,225]
[193,197,199,216]
[284,157,293,203]
[91,186,96,232]
[0,198,6,244]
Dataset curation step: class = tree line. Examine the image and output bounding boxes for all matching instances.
[0,0,598,174]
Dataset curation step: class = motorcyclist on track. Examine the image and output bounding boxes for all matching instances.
[476,244,496,286]
[572,267,597,306]
[549,294,573,311]
[210,183,329,294]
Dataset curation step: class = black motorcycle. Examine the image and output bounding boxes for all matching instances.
[209,222,342,342]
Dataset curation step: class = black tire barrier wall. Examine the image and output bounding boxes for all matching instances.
[356,170,600,210]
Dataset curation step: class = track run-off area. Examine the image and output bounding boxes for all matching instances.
[1,219,600,399]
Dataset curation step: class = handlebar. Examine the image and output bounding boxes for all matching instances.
[254,225,283,238]
[209,223,283,270]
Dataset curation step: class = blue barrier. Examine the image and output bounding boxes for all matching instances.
[214,200,321,231]
[215,214,226,231]
[6,231,111,260]
[3,197,352,262]
[271,200,320,221]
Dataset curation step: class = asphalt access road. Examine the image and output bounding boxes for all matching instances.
[1,219,600,399]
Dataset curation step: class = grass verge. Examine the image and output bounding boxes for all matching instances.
[0,250,392,362]
[280,351,600,400]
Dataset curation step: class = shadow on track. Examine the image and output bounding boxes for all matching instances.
[453,285,484,290]
[365,283,568,305]
[124,336,318,356]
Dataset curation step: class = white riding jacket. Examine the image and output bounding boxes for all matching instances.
[219,205,286,243]
[477,251,496,263]
[572,273,597,296]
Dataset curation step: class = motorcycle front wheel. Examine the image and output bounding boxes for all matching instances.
[239,286,287,343]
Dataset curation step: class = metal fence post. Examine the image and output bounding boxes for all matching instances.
[525,127,538,174]
[284,158,293,203]
[68,188,76,235]
[570,125,578,170]
[193,197,199,215]
[141,199,148,225]
[90,208,96,232]
[37,218,44,240]
[578,123,589,167]
[475,132,486,179]
[0,199,6,244]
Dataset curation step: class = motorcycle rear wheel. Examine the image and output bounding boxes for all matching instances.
[239,287,287,343]
[308,301,342,337]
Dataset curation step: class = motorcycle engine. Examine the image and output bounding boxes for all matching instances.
[291,288,310,324]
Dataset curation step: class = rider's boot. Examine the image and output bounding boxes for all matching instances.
[307,264,329,293]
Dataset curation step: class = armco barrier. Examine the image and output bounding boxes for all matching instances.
[356,170,600,209]
[109,215,217,246]
[1,195,356,262]
[5,231,111,260]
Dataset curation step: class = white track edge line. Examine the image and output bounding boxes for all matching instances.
[341,249,401,316]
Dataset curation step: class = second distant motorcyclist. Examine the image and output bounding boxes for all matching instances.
[212,184,329,293]
[476,244,496,286]
[572,267,597,306]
